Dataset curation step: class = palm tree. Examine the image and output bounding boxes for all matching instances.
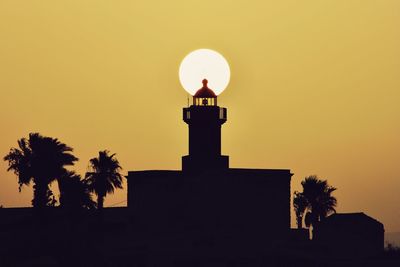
[293,191,308,229]
[4,133,78,208]
[58,171,96,210]
[84,150,123,211]
[301,175,337,228]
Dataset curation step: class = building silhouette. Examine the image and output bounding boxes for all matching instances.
[314,213,385,259]
[0,80,390,265]
[127,79,293,260]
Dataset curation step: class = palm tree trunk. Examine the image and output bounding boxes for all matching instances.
[296,216,303,229]
[57,177,65,207]
[32,181,49,208]
[96,194,105,225]
[97,195,104,210]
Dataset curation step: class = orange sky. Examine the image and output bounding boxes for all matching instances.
[1,1,399,232]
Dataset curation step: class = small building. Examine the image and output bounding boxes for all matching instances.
[313,212,385,259]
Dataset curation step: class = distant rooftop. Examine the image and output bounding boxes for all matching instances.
[322,212,384,229]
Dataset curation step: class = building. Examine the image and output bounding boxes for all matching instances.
[126,79,293,260]
[313,212,385,259]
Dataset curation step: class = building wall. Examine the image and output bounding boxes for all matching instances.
[313,213,385,259]
[127,168,292,256]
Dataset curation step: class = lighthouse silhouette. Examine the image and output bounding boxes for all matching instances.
[126,78,292,262]
[182,79,229,172]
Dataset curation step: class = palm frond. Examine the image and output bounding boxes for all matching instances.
[84,150,123,209]
[4,133,78,207]
[299,175,338,226]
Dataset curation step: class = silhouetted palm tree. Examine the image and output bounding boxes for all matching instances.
[301,175,337,228]
[293,191,308,229]
[59,171,96,210]
[84,150,123,211]
[4,133,78,208]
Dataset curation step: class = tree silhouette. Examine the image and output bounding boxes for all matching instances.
[58,170,96,210]
[84,150,123,211]
[4,133,78,208]
[293,190,308,229]
[300,175,337,228]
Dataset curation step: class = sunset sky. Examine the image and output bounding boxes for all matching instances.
[1,1,399,232]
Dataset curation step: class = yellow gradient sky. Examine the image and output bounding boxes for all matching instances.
[1,1,399,231]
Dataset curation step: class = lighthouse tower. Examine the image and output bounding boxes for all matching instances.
[182,79,229,172]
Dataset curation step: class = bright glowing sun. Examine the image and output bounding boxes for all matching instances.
[179,49,230,96]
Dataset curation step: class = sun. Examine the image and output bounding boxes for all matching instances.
[179,49,230,96]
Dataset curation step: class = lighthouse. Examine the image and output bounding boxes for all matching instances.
[182,79,229,172]
[126,49,293,262]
